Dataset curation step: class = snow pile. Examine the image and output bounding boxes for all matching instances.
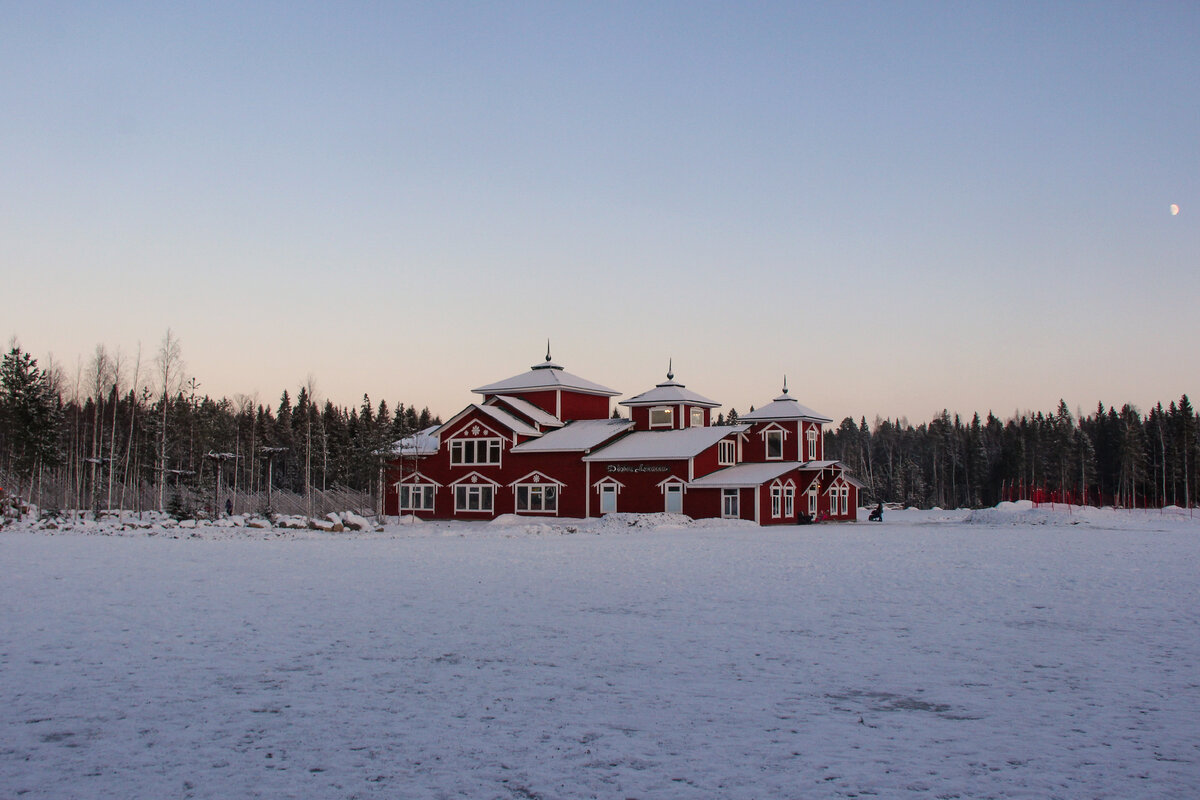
[964,501,1199,531]
[585,511,696,532]
[17,510,386,537]
[964,500,1083,526]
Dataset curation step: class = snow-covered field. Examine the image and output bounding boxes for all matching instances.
[2,504,1198,799]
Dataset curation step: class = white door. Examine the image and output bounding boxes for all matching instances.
[600,485,617,513]
[665,484,683,513]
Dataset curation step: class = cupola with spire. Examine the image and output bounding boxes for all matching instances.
[619,360,720,430]
[471,341,619,422]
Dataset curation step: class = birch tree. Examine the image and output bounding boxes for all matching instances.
[155,330,184,512]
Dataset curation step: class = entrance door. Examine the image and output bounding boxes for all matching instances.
[600,484,617,513]
[664,484,683,513]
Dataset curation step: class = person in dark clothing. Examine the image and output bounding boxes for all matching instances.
[868,503,883,522]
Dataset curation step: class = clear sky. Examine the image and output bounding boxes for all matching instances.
[3,2,1197,424]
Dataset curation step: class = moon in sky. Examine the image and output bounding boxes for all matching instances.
[1170,203,1180,215]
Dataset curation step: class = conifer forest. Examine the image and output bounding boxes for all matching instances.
[0,341,437,518]
[1,341,1196,516]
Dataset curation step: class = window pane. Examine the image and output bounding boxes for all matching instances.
[767,432,782,458]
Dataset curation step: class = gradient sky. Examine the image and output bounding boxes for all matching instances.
[3,2,1197,424]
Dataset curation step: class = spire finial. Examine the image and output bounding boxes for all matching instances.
[782,375,789,395]
[667,358,674,381]
[545,339,552,363]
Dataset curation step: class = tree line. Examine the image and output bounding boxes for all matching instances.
[825,399,1198,510]
[0,334,437,517]
[2,334,1196,514]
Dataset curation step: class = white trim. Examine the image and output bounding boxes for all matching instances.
[398,482,436,512]
[764,428,784,460]
[721,488,740,519]
[449,437,503,467]
[595,478,622,514]
[441,410,511,441]
[393,471,444,488]
[718,439,737,466]
[448,471,502,488]
[513,482,560,515]
[649,406,674,428]
[507,471,566,488]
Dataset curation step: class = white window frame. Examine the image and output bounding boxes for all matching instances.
[808,487,819,516]
[765,429,784,460]
[834,485,849,515]
[807,427,819,461]
[770,484,782,518]
[718,439,736,466]
[515,483,558,514]
[450,438,502,466]
[722,488,740,518]
[399,483,435,512]
[650,406,674,428]
[454,484,494,512]
[689,407,704,428]
[784,483,795,517]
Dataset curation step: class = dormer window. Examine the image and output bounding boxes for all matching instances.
[650,407,674,428]
[718,440,737,466]
[450,438,502,466]
[690,407,704,427]
[766,429,784,460]
[807,427,819,460]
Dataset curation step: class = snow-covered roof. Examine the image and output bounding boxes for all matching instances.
[687,462,806,488]
[619,368,720,408]
[687,459,849,489]
[436,404,542,439]
[472,355,619,398]
[511,418,633,453]
[489,395,564,429]
[583,425,748,462]
[473,404,542,438]
[739,382,832,424]
[388,425,440,457]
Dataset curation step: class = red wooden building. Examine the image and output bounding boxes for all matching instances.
[384,352,861,524]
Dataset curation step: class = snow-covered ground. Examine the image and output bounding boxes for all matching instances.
[2,503,1198,799]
